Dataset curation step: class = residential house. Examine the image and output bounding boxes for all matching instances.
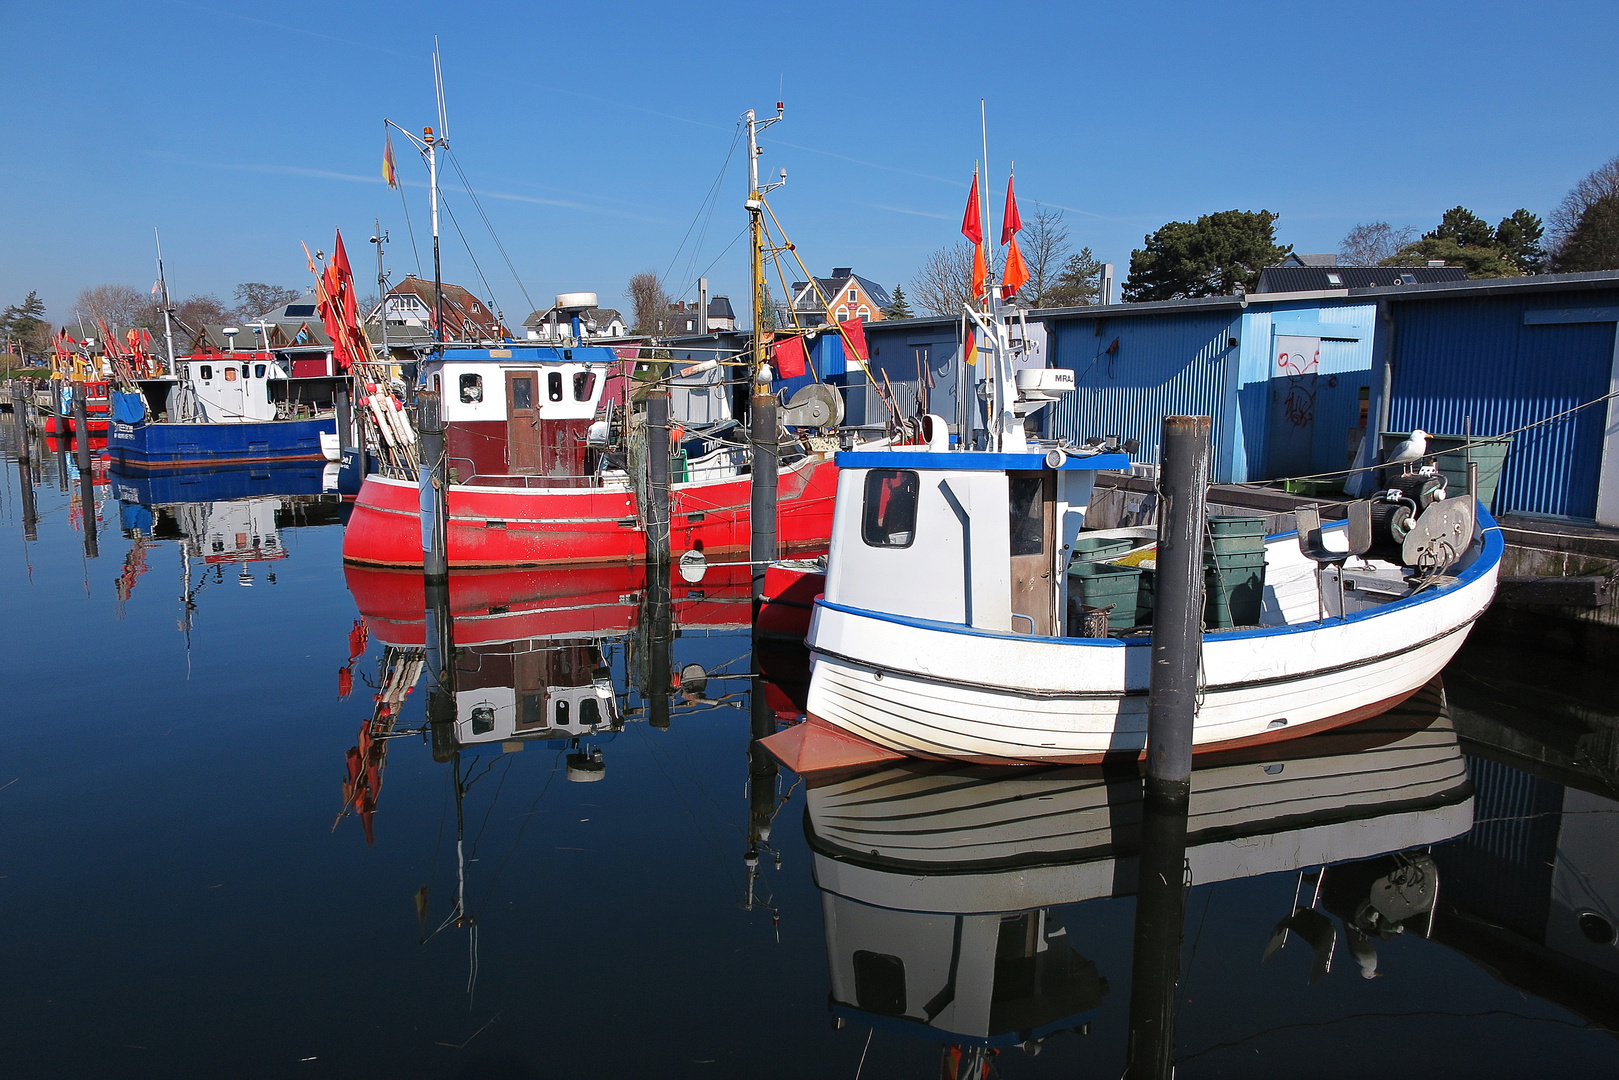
[370,275,511,341]
[522,304,628,342]
[787,268,891,327]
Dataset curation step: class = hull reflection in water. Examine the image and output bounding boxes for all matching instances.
[804,681,1473,1069]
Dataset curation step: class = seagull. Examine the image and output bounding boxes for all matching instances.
[1385,428,1430,472]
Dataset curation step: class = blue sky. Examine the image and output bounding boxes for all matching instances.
[4,0,1618,328]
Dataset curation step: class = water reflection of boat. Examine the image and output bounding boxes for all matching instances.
[344,562,750,647]
[806,683,1473,1066]
[109,461,331,506]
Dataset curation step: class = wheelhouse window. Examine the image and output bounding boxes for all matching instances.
[254,364,267,378]
[580,697,601,725]
[199,365,213,380]
[1009,474,1046,556]
[459,372,484,403]
[547,371,564,402]
[555,699,570,725]
[573,371,597,401]
[862,469,919,548]
[224,367,238,382]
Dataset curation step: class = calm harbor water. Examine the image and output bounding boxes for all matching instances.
[4,430,1619,1079]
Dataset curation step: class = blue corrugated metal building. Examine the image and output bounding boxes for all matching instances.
[851,270,1619,524]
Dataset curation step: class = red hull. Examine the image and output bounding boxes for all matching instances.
[341,454,840,568]
[757,563,826,644]
[44,413,110,434]
[345,562,754,646]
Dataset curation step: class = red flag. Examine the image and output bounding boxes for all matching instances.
[1000,174,1023,245]
[839,317,868,362]
[1002,236,1030,300]
[961,169,982,245]
[772,334,807,378]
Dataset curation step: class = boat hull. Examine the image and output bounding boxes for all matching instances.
[341,454,839,568]
[803,514,1503,765]
[108,418,335,471]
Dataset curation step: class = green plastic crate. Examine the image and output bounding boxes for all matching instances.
[1068,563,1143,632]
[1070,535,1133,566]
[1205,563,1264,628]
[1205,515,1266,554]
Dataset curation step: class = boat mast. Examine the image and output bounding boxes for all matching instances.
[154,228,176,375]
[426,126,442,349]
[744,103,785,376]
[372,218,389,361]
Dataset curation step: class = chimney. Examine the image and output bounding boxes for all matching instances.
[831,267,852,279]
[698,277,709,334]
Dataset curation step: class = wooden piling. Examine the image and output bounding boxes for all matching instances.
[418,389,449,584]
[749,364,778,611]
[645,389,671,566]
[1124,414,1210,1080]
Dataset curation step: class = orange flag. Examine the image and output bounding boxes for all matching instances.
[1002,236,1029,300]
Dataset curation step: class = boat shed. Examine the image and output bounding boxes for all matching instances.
[854,270,1619,525]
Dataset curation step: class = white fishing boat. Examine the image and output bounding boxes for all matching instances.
[765,177,1502,769]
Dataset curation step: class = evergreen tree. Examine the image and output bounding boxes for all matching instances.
[1495,210,1546,273]
[1550,193,1619,273]
[880,285,913,320]
[0,291,48,358]
[1124,211,1290,302]
[1426,207,1494,248]
[1046,247,1103,306]
[1381,237,1521,277]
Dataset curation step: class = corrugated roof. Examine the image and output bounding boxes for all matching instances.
[1256,266,1466,292]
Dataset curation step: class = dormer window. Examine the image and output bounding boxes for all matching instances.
[1326,273,1343,286]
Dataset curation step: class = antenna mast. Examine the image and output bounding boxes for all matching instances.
[745,103,785,377]
[154,228,177,374]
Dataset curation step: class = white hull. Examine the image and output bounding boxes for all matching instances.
[805,514,1502,764]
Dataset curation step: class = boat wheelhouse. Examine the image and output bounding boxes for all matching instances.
[340,342,841,568]
[108,353,337,471]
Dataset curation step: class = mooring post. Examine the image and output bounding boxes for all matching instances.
[749,363,778,612]
[645,388,671,566]
[73,383,91,474]
[335,386,353,453]
[12,387,37,541]
[645,558,672,730]
[1124,414,1210,1080]
[426,576,459,763]
[418,388,449,585]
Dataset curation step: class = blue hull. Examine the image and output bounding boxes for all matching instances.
[109,417,334,472]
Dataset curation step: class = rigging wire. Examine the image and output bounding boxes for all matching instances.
[661,121,744,297]
[435,190,508,329]
[444,146,537,317]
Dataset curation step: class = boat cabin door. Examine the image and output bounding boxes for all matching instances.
[506,370,541,474]
[1009,471,1056,635]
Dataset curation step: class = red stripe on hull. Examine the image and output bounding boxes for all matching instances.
[341,456,840,568]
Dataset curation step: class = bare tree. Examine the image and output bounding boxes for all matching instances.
[1015,205,1070,307]
[1339,222,1416,265]
[910,242,997,317]
[624,271,670,334]
[1550,154,1619,256]
[232,282,302,322]
[75,284,145,329]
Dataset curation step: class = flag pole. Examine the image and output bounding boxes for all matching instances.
[153,228,177,376]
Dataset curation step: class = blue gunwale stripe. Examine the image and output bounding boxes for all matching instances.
[815,504,1501,647]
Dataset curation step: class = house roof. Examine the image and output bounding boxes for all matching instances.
[1256,265,1468,293]
[1280,253,1338,268]
[791,271,892,314]
[386,275,511,339]
[708,296,736,321]
[521,306,625,329]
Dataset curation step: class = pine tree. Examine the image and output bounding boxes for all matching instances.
[881,285,913,320]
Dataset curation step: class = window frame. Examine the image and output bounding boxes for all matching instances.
[861,469,921,549]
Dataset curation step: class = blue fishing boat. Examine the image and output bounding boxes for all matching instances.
[108,353,338,473]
